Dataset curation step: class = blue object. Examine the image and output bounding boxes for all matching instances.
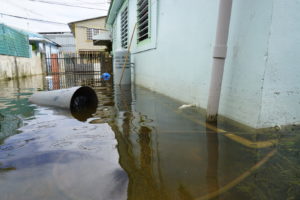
[101,73,111,81]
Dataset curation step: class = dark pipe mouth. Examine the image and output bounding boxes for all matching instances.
[70,86,98,121]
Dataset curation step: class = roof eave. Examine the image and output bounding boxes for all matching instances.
[29,38,61,47]
[106,0,124,26]
[68,23,75,36]
[68,16,107,24]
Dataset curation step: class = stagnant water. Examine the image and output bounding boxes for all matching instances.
[0,75,299,200]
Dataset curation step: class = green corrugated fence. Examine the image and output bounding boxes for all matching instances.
[0,24,30,58]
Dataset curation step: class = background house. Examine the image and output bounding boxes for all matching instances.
[68,16,109,56]
[18,30,61,76]
[40,32,76,53]
[21,30,60,57]
[107,0,300,129]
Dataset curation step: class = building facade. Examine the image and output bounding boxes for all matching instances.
[107,0,300,129]
[68,16,109,55]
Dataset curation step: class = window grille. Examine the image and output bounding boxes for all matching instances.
[137,0,149,42]
[121,6,128,48]
[93,29,100,35]
[86,28,100,40]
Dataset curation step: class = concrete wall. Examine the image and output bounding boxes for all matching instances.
[0,52,43,80]
[219,0,274,128]
[111,0,300,128]
[74,18,107,52]
[258,0,300,127]
[113,0,218,108]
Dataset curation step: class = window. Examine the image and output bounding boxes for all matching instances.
[121,6,128,48]
[86,28,100,40]
[137,0,149,42]
[93,29,100,36]
[87,28,93,40]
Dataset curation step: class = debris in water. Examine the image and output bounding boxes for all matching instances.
[274,125,281,131]
[178,104,196,109]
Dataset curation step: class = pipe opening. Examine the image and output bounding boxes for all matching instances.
[70,86,98,121]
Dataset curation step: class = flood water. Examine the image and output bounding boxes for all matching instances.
[0,75,299,200]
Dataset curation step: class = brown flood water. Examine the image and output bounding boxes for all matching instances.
[0,74,299,200]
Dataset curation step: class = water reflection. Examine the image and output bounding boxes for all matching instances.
[0,75,299,200]
[109,84,300,200]
[0,76,43,145]
[52,107,96,122]
[206,129,219,195]
[0,75,127,200]
[44,73,111,90]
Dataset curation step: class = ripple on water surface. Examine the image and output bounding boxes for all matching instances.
[1,76,300,200]
[0,76,128,200]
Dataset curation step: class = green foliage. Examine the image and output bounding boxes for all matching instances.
[31,43,37,51]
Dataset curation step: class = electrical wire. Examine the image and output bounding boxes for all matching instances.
[75,25,108,31]
[0,12,67,25]
[5,0,48,18]
[72,0,107,5]
[25,0,108,11]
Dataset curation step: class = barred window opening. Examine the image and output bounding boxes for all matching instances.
[137,0,149,42]
[121,6,128,48]
[87,28,100,40]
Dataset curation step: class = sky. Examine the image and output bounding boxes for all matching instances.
[0,0,110,33]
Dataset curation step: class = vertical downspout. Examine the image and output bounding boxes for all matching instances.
[206,0,233,121]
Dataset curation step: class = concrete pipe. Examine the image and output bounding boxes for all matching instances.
[29,86,98,121]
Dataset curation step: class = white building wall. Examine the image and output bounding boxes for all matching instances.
[219,0,274,128]
[112,0,300,128]
[258,0,300,128]
[116,0,219,109]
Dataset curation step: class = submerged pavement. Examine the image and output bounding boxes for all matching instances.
[0,75,299,200]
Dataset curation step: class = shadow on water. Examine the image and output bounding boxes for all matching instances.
[107,84,300,200]
[0,74,300,200]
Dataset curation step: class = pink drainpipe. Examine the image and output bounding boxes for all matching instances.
[206,0,233,121]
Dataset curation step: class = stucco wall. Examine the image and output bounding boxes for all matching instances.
[258,0,300,128]
[219,0,274,128]
[114,0,218,108]
[112,0,300,128]
[0,52,43,80]
[74,18,107,52]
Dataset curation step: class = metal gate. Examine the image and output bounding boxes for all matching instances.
[45,52,112,75]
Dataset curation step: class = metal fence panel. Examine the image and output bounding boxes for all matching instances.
[45,52,111,75]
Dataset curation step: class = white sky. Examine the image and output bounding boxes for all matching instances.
[0,0,110,33]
